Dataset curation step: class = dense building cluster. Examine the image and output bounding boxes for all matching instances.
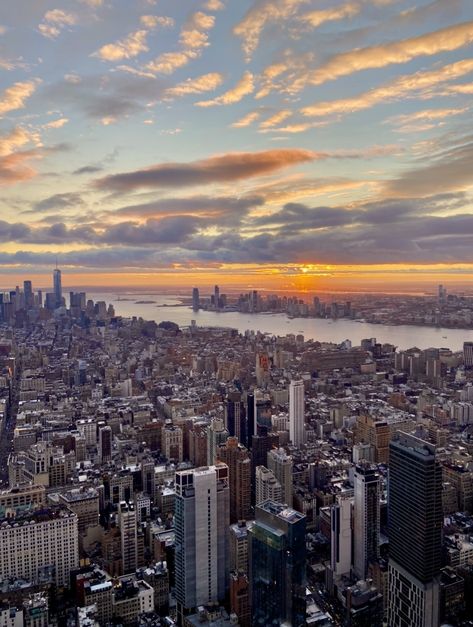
[191,284,473,329]
[1,272,473,626]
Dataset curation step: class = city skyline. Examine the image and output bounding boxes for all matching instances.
[0,1,473,291]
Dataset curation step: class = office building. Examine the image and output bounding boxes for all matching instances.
[174,464,229,625]
[267,447,293,506]
[289,379,306,447]
[255,465,283,505]
[464,342,473,369]
[229,520,253,574]
[388,432,443,627]
[353,463,380,580]
[249,500,306,626]
[254,388,272,435]
[0,507,79,586]
[225,391,244,443]
[216,436,251,522]
[207,417,229,465]
[98,425,112,463]
[118,501,138,575]
[330,494,354,578]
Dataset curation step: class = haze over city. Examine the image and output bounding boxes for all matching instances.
[1,0,473,292]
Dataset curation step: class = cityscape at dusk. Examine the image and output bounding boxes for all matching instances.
[1,1,473,627]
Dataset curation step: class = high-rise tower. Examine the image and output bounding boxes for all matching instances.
[249,500,306,626]
[53,267,62,308]
[353,462,380,580]
[289,379,305,447]
[388,432,443,627]
[174,464,229,625]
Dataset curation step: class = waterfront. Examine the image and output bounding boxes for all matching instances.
[88,292,473,351]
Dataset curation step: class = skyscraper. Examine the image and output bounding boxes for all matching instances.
[289,379,306,447]
[267,447,293,507]
[249,500,306,626]
[53,267,62,308]
[225,391,245,443]
[353,462,380,580]
[214,284,220,309]
[464,341,473,369]
[118,501,137,575]
[216,437,251,523]
[207,417,229,465]
[192,287,200,311]
[388,432,443,627]
[174,464,229,625]
[23,280,33,310]
[330,494,354,579]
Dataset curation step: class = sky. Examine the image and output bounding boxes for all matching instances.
[0,0,473,293]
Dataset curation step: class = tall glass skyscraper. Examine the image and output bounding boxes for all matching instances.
[388,431,443,627]
[249,500,306,626]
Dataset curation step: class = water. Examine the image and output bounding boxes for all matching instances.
[88,292,473,351]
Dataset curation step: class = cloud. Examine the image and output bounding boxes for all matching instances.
[299,2,360,28]
[0,127,40,157]
[39,9,77,39]
[32,192,85,214]
[146,11,216,75]
[231,111,260,128]
[95,148,317,191]
[94,30,149,61]
[293,20,473,90]
[140,15,174,29]
[204,0,225,10]
[0,80,39,117]
[443,82,473,95]
[233,0,309,60]
[0,150,42,186]
[164,72,224,98]
[387,107,468,132]
[147,51,197,74]
[114,195,265,226]
[73,165,103,175]
[44,73,165,121]
[44,117,69,129]
[195,71,254,107]
[301,59,473,119]
[384,140,473,197]
[259,110,292,129]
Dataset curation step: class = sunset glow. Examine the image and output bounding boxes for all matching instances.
[0,1,472,292]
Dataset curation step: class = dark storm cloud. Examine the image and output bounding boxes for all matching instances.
[94,149,317,191]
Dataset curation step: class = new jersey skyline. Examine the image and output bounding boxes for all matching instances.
[1,0,473,292]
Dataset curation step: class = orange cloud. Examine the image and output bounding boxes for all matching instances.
[231,111,260,128]
[164,72,224,98]
[195,71,254,107]
[259,110,292,129]
[0,80,39,117]
[299,2,360,28]
[94,30,149,61]
[293,20,473,90]
[301,59,473,118]
[95,148,317,191]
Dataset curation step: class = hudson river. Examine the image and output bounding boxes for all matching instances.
[88,292,473,352]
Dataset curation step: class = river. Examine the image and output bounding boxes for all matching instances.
[87,292,473,352]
